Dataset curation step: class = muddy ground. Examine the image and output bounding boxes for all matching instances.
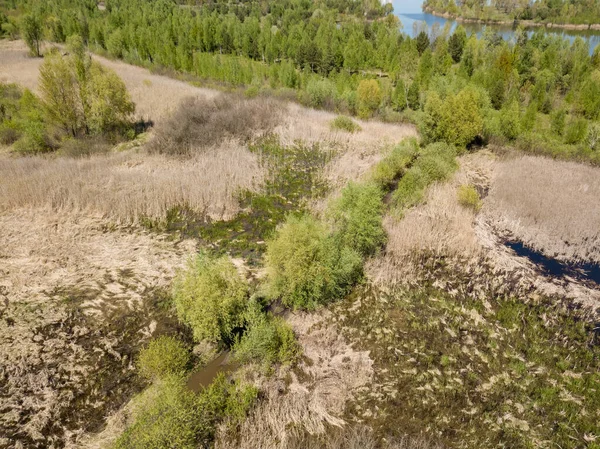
[0,210,195,448]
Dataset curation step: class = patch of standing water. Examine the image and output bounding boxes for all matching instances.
[186,351,237,393]
[506,240,600,286]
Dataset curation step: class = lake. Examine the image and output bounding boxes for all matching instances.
[391,0,600,53]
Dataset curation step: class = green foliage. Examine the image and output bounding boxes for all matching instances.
[391,79,407,111]
[173,253,248,343]
[21,14,42,57]
[393,142,457,209]
[39,42,135,138]
[357,79,382,118]
[305,78,335,108]
[416,31,430,55]
[328,182,386,256]
[137,336,190,381]
[407,79,420,110]
[499,99,521,140]
[330,115,361,133]
[448,26,467,63]
[422,87,485,148]
[457,185,482,211]
[114,374,257,449]
[564,117,589,144]
[265,214,362,310]
[233,310,300,366]
[551,109,567,136]
[578,72,600,120]
[370,138,419,189]
[0,84,51,153]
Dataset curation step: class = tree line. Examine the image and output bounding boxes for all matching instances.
[424,0,600,25]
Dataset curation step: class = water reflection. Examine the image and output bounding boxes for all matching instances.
[391,0,600,53]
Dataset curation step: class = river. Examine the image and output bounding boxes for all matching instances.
[391,0,600,53]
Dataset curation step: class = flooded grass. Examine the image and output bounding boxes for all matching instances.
[334,281,600,448]
[146,135,332,264]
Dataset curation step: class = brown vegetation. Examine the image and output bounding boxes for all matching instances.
[482,155,600,264]
[366,151,493,285]
[0,208,195,448]
[0,144,263,223]
[149,95,282,156]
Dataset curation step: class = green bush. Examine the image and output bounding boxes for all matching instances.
[499,100,521,140]
[370,138,419,189]
[329,115,361,133]
[173,253,248,343]
[233,313,300,366]
[565,117,589,144]
[114,374,257,449]
[357,79,382,118]
[393,142,457,209]
[137,335,190,380]
[114,375,203,449]
[457,184,482,211]
[327,181,386,256]
[265,214,362,310]
[305,78,335,109]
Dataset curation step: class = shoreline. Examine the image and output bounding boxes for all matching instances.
[423,6,600,31]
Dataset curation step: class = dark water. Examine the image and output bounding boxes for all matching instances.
[186,351,236,392]
[506,240,600,286]
[390,0,600,53]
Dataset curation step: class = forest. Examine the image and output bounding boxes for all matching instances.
[0,0,599,449]
[423,0,600,25]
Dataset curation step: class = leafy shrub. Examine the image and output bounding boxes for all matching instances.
[114,374,257,449]
[370,138,419,189]
[357,79,382,118]
[457,185,482,211]
[393,142,457,209]
[421,88,485,148]
[330,115,361,133]
[328,181,386,256]
[233,313,300,366]
[265,214,362,310]
[551,109,566,136]
[499,100,521,140]
[305,78,335,109]
[564,117,589,144]
[114,375,203,449]
[173,253,248,343]
[137,336,190,380]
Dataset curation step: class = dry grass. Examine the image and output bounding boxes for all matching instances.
[149,95,282,156]
[278,104,418,191]
[366,151,494,285]
[215,311,373,449]
[0,143,264,223]
[0,40,218,123]
[0,208,195,448]
[482,155,600,264]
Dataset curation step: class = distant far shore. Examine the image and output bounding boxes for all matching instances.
[423,6,600,31]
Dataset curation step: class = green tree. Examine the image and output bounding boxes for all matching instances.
[173,253,248,343]
[21,14,43,57]
[38,42,134,137]
[265,214,362,310]
[499,99,521,140]
[357,79,382,118]
[391,78,407,111]
[448,26,467,63]
[407,79,420,110]
[416,30,430,55]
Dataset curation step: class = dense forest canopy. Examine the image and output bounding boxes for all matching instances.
[423,0,600,25]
